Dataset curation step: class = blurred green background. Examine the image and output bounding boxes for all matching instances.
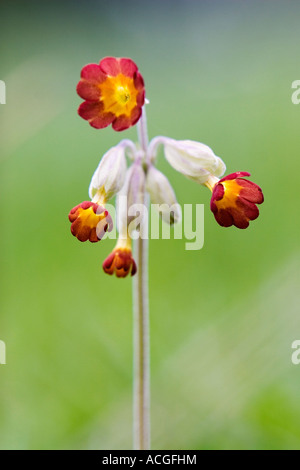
[0,0,300,450]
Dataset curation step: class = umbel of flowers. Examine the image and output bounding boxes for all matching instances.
[69,57,264,277]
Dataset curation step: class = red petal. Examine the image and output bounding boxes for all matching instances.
[130,106,142,126]
[71,220,90,242]
[136,89,145,107]
[80,64,107,82]
[78,101,114,129]
[89,113,114,129]
[238,180,264,204]
[237,198,259,221]
[120,58,138,77]
[89,228,99,243]
[230,207,250,229]
[219,172,251,183]
[112,115,133,132]
[99,57,121,77]
[78,101,104,120]
[103,252,115,272]
[112,106,142,131]
[214,209,234,227]
[210,199,217,214]
[134,72,145,91]
[211,183,225,203]
[77,80,101,101]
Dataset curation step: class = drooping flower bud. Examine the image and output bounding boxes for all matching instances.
[127,162,146,210]
[162,138,226,184]
[145,165,181,224]
[89,140,135,202]
[116,162,147,238]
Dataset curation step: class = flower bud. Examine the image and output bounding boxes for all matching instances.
[116,163,146,238]
[127,162,146,209]
[163,138,226,184]
[89,141,130,201]
[146,165,181,224]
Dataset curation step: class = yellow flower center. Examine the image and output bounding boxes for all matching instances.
[78,206,102,228]
[117,86,131,104]
[215,180,242,210]
[100,74,138,117]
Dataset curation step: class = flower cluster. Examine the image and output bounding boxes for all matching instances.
[69,56,264,278]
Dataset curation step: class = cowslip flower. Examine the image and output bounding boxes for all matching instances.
[68,201,113,242]
[147,137,264,229]
[206,172,264,229]
[103,238,137,278]
[77,57,145,131]
[68,140,132,244]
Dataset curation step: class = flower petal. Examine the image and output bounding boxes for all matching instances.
[78,101,114,129]
[237,197,259,221]
[230,207,250,229]
[112,106,142,131]
[120,58,138,77]
[214,209,234,227]
[89,142,128,200]
[76,80,101,101]
[134,72,145,91]
[80,63,107,82]
[163,138,226,183]
[90,114,115,129]
[238,179,264,204]
[136,89,146,107]
[99,57,121,76]
[219,172,250,182]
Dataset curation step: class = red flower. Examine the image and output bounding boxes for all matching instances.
[103,246,137,278]
[210,172,264,229]
[68,201,113,242]
[77,57,145,132]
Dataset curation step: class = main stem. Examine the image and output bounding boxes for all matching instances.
[133,108,150,450]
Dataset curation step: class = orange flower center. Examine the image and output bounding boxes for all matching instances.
[100,74,138,117]
[215,180,242,210]
[78,206,102,227]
